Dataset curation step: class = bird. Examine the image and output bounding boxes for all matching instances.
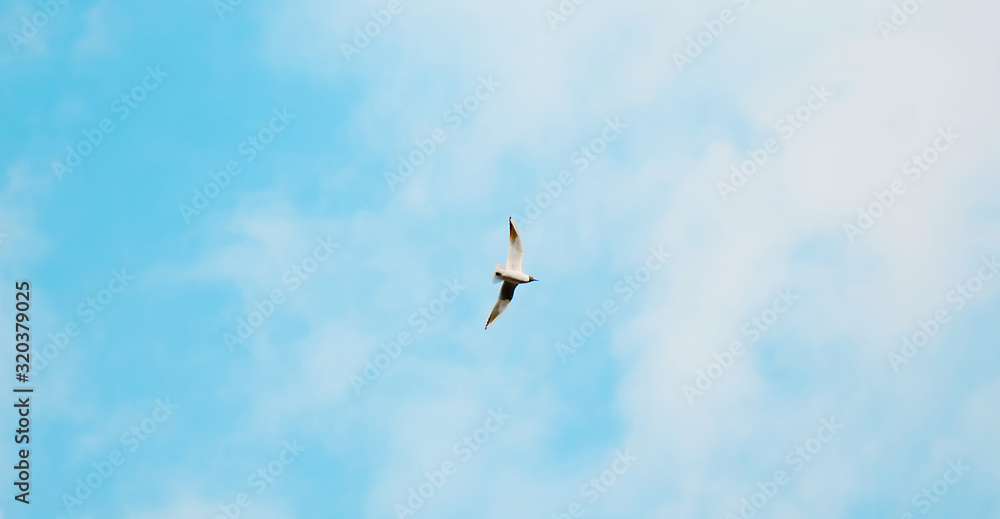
[486,217,537,329]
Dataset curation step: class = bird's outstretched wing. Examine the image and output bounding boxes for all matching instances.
[506,217,524,272]
[485,281,517,329]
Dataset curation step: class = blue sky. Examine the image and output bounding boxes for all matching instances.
[2,0,999,518]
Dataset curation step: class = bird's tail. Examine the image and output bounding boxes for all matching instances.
[492,263,505,284]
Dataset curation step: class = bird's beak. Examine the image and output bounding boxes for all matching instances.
[529,277,538,282]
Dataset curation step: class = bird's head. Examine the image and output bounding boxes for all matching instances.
[528,276,538,282]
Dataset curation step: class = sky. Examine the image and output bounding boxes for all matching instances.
[1,0,999,518]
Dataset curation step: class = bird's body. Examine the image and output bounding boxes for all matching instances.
[486,218,537,329]
[493,267,532,284]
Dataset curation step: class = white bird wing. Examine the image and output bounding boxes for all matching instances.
[485,281,517,329]
[506,217,524,272]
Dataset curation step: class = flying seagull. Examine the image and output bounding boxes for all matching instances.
[486,218,537,329]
